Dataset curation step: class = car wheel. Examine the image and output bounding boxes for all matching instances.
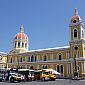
[10,78,14,82]
[42,77,45,81]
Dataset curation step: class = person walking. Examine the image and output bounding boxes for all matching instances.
[21,75,25,83]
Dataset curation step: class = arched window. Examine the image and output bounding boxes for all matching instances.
[57,65,59,72]
[61,65,63,73]
[18,42,20,47]
[45,65,47,69]
[74,29,77,39]
[10,58,12,63]
[31,55,34,62]
[57,65,63,73]
[20,57,22,62]
[42,65,48,69]
[58,53,62,60]
[42,66,44,69]
[44,55,47,61]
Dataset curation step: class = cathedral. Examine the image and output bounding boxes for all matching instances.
[2,8,85,78]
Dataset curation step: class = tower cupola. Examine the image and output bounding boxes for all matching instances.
[70,8,84,41]
[70,8,82,25]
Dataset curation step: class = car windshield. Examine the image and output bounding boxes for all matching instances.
[43,72,49,75]
[10,73,17,76]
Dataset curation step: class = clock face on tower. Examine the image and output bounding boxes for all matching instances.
[74,46,78,50]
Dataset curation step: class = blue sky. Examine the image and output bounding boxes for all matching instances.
[0,0,85,53]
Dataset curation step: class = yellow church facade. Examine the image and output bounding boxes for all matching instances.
[6,9,85,78]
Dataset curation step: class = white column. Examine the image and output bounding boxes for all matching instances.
[24,42,25,49]
[16,42,18,48]
[20,41,22,47]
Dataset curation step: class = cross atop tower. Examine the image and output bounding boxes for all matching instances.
[74,8,78,16]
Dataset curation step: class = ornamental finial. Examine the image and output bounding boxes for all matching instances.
[74,8,78,15]
[20,24,24,33]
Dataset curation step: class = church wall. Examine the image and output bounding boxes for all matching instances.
[6,9,85,79]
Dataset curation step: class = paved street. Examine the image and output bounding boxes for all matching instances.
[0,79,85,85]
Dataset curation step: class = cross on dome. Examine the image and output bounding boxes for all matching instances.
[20,24,24,33]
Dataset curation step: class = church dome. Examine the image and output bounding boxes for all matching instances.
[13,25,28,53]
[14,32,28,40]
[14,25,28,40]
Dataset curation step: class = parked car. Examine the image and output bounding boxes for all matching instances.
[18,69,34,81]
[9,73,22,82]
[34,69,60,81]
[0,76,4,82]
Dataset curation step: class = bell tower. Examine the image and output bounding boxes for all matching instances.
[69,8,85,58]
